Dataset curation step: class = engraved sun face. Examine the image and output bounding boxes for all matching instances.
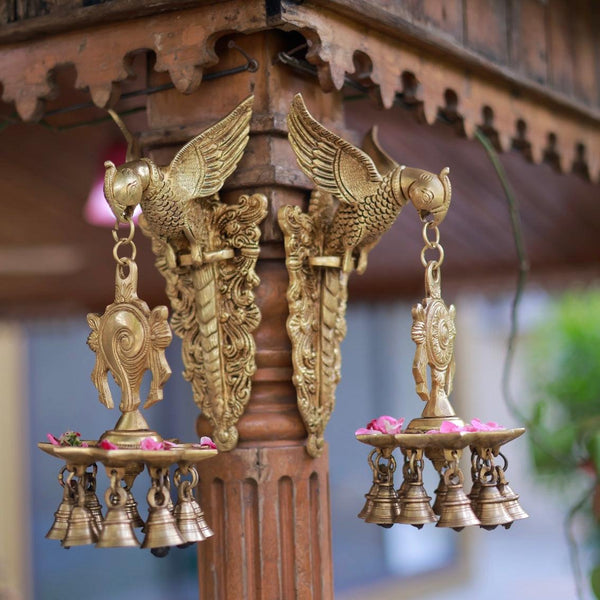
[425,299,456,370]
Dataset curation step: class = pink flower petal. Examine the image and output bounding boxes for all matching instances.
[199,436,217,449]
[163,440,181,449]
[364,416,405,434]
[140,438,164,450]
[47,433,60,446]
[355,427,380,436]
[99,439,118,450]
[81,442,89,448]
[461,424,477,432]
[470,418,504,431]
[439,421,462,433]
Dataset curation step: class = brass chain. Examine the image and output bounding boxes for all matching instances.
[420,220,445,268]
[112,217,137,265]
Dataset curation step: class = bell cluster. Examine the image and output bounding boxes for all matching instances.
[46,461,212,557]
[359,445,528,531]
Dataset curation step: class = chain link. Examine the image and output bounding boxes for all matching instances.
[112,217,137,265]
[420,221,445,268]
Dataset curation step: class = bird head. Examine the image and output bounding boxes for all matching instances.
[399,166,452,225]
[103,159,151,223]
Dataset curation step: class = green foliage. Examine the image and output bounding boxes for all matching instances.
[529,291,600,481]
[528,290,600,598]
[591,565,600,599]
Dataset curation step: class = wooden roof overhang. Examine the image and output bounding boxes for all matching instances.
[0,0,598,312]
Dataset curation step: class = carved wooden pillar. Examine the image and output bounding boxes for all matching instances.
[144,30,341,599]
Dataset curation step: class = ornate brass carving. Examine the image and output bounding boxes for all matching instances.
[279,191,348,458]
[144,193,267,451]
[102,96,266,452]
[281,93,452,457]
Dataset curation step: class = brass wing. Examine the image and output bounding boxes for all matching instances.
[166,95,254,200]
[287,93,382,204]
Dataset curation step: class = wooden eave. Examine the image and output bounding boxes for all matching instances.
[0,0,597,176]
[0,0,597,313]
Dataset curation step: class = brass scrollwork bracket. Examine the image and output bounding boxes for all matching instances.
[104,96,267,452]
[281,94,452,457]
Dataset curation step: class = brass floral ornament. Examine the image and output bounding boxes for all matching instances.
[280,93,452,457]
[143,192,267,451]
[103,96,267,451]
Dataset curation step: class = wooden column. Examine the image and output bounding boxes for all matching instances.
[144,30,342,599]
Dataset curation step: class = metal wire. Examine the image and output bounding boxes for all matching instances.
[475,128,590,600]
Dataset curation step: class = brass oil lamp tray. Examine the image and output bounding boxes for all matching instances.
[356,428,526,452]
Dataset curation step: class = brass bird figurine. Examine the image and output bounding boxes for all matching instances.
[103,96,254,265]
[287,93,452,273]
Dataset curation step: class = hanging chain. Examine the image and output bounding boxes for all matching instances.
[420,220,445,269]
[112,217,137,266]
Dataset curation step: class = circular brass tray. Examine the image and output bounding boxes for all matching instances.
[38,441,217,468]
[355,428,526,452]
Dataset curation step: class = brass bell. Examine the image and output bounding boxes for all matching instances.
[191,497,214,538]
[475,484,513,530]
[96,487,139,548]
[46,485,75,541]
[84,473,104,535]
[125,490,145,529]
[62,505,98,547]
[395,481,437,528]
[436,484,481,531]
[364,481,401,528]
[468,479,482,514]
[141,487,185,549]
[396,477,410,500]
[174,498,205,544]
[431,476,448,517]
[358,482,379,520]
[499,481,528,527]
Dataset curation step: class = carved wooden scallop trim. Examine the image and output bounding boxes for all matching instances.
[283,4,600,182]
[0,3,265,121]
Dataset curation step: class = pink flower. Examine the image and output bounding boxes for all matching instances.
[355,416,404,436]
[47,433,60,446]
[470,418,504,432]
[440,421,462,433]
[99,439,118,450]
[140,438,164,451]
[426,419,505,434]
[355,428,375,435]
[162,440,181,449]
[199,436,217,449]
